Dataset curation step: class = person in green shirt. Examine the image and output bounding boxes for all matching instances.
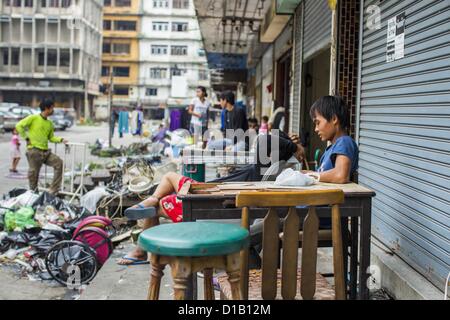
[16,99,68,195]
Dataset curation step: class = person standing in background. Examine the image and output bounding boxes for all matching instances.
[10,128,21,173]
[188,86,211,148]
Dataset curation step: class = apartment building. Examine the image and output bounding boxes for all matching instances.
[0,0,103,116]
[139,0,210,111]
[95,0,211,117]
[98,0,140,109]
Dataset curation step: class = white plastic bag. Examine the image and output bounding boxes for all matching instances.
[274,168,316,187]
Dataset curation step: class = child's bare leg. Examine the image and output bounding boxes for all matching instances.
[12,158,20,171]
[117,172,185,265]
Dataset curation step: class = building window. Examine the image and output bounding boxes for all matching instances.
[151,45,168,55]
[60,50,70,67]
[113,66,130,77]
[171,45,188,56]
[153,0,168,8]
[172,22,188,32]
[199,69,209,80]
[114,20,136,31]
[115,0,131,6]
[38,51,45,65]
[38,50,57,66]
[114,86,129,96]
[172,0,189,9]
[146,88,158,96]
[103,42,111,54]
[61,0,71,7]
[24,0,34,7]
[153,22,169,31]
[101,66,110,77]
[2,50,19,65]
[103,20,111,30]
[171,67,186,77]
[9,0,21,7]
[112,43,130,54]
[47,49,57,66]
[2,51,8,65]
[150,68,167,79]
[42,0,59,7]
[104,0,111,6]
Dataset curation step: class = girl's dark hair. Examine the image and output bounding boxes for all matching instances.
[262,116,269,122]
[309,96,350,131]
[197,86,208,97]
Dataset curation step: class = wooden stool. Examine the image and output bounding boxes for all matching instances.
[236,189,346,300]
[138,222,249,300]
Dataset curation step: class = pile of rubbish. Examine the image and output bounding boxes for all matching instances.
[89,139,161,158]
[0,188,113,286]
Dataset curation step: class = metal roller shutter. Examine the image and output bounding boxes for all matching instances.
[358,0,450,290]
[303,0,332,61]
[291,4,303,134]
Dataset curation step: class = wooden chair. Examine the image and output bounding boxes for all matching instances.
[235,189,346,300]
[138,221,249,300]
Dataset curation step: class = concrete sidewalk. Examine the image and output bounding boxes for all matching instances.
[80,241,208,300]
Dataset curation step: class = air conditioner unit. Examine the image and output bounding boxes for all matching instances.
[260,0,291,43]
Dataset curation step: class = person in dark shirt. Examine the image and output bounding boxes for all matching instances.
[208,91,250,151]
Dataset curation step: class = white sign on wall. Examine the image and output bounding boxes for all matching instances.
[171,76,188,98]
[386,12,405,63]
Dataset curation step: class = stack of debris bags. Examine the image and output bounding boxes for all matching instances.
[0,189,92,282]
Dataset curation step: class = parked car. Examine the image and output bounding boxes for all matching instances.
[51,117,67,131]
[0,110,21,132]
[9,106,38,119]
[0,102,19,112]
[0,113,5,133]
[52,109,73,128]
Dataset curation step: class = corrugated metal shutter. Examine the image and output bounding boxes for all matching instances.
[303,0,332,61]
[291,4,303,134]
[358,0,450,290]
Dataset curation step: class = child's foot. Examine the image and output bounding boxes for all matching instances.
[124,196,159,221]
[117,247,148,265]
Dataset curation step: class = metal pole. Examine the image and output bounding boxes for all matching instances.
[84,58,90,120]
[108,70,113,147]
[329,0,339,96]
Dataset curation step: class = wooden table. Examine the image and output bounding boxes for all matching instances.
[178,182,376,300]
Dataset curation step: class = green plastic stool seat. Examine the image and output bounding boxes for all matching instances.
[138,222,249,257]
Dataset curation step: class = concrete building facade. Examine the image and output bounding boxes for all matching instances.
[95,0,211,119]
[139,0,210,111]
[98,0,140,109]
[0,0,103,117]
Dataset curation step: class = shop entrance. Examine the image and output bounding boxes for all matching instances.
[301,49,330,167]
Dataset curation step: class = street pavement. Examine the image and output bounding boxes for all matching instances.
[0,123,149,196]
[0,123,157,300]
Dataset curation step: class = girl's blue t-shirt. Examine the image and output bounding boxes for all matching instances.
[318,136,359,175]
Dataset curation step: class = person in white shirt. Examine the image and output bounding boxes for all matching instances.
[188,86,211,148]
